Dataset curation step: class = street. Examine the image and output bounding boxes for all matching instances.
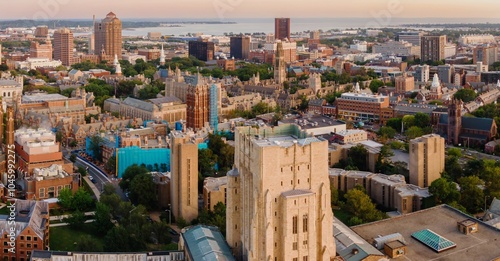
[67,152,128,201]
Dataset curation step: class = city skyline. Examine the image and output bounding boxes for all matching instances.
[2,0,500,20]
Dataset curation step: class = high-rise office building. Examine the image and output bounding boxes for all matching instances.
[186,74,209,130]
[275,18,291,41]
[209,83,220,130]
[397,31,424,46]
[169,131,199,223]
[94,12,122,57]
[30,38,52,60]
[409,134,445,188]
[414,64,430,82]
[230,36,250,60]
[274,42,286,84]
[34,26,49,38]
[188,38,214,61]
[227,124,336,261]
[421,35,446,62]
[53,28,74,66]
[437,64,454,84]
[310,30,320,40]
[473,44,499,66]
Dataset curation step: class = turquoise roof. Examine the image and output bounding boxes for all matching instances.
[182,225,235,261]
[411,229,456,253]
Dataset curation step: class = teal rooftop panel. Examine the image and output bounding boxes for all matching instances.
[411,229,456,253]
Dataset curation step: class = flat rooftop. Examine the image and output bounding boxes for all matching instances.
[279,115,346,130]
[252,135,322,148]
[351,205,500,261]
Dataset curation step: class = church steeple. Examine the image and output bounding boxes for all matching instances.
[160,43,166,66]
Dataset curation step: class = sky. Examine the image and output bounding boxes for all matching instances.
[0,0,499,20]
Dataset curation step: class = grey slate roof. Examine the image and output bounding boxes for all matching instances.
[462,117,494,131]
[123,97,154,112]
[182,225,235,261]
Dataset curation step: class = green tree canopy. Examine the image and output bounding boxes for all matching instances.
[119,164,150,191]
[429,178,461,204]
[344,188,385,223]
[454,89,477,103]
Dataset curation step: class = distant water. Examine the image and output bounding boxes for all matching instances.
[121,17,500,37]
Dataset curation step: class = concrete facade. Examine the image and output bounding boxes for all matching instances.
[170,131,199,223]
[227,124,336,261]
[409,134,445,188]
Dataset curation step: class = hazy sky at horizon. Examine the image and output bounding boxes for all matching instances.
[1,0,498,20]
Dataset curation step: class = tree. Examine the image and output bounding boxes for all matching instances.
[106,155,116,174]
[369,79,384,93]
[72,188,94,211]
[119,164,149,191]
[104,226,136,252]
[88,135,104,161]
[347,145,368,171]
[76,235,103,252]
[57,188,73,210]
[77,166,87,177]
[129,173,158,210]
[454,89,477,103]
[69,154,77,163]
[100,193,122,217]
[405,126,423,139]
[64,210,86,229]
[402,115,415,130]
[94,202,114,236]
[429,178,460,204]
[378,126,396,139]
[447,148,462,158]
[414,112,431,129]
[344,188,385,223]
[386,118,403,132]
[458,176,484,213]
[69,140,78,148]
[102,183,116,196]
[197,202,227,236]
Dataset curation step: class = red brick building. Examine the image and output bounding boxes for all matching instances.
[0,200,49,260]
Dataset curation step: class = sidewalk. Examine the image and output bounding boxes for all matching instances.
[50,211,95,221]
[83,176,101,200]
[50,219,95,227]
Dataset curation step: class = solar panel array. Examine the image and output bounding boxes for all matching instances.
[411,229,457,253]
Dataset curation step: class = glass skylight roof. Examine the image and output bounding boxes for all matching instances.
[411,229,457,253]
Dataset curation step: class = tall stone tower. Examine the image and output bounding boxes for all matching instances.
[409,134,445,187]
[274,42,286,84]
[169,131,199,223]
[186,75,209,130]
[227,124,336,261]
[309,73,322,93]
[447,99,463,145]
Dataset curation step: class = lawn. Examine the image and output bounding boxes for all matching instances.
[49,223,104,251]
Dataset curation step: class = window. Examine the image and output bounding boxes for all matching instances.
[303,215,308,232]
[292,216,298,234]
[293,242,298,250]
[303,240,308,245]
[293,258,298,261]
[27,236,31,241]
[303,256,309,261]
[20,236,24,240]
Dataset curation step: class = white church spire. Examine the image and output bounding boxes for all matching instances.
[160,43,166,66]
